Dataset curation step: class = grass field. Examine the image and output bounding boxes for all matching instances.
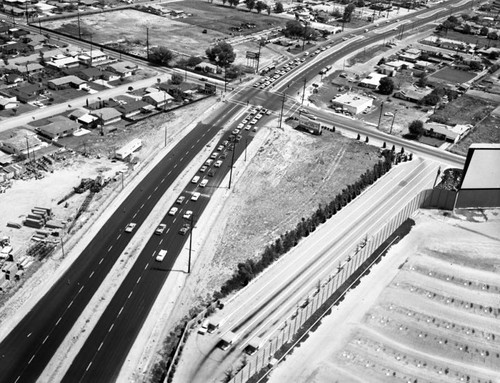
[451,114,500,155]
[430,67,476,84]
[439,30,500,49]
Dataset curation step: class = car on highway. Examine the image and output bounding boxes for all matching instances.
[235,134,242,142]
[222,140,229,146]
[245,125,251,131]
[214,160,223,168]
[342,37,348,41]
[199,178,209,187]
[155,223,167,235]
[179,223,190,236]
[191,175,200,184]
[183,210,193,220]
[208,169,216,177]
[210,152,220,159]
[155,249,167,262]
[255,113,263,120]
[232,128,240,135]
[168,206,178,216]
[204,159,213,166]
[191,192,201,201]
[199,165,208,173]
[176,195,186,204]
[125,223,137,233]
[249,118,258,125]
[253,82,260,88]
[217,144,225,151]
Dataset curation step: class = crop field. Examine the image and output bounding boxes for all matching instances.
[430,67,476,84]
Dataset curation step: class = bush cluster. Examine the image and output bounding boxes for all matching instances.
[215,154,393,300]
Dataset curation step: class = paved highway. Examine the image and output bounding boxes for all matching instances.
[176,157,441,382]
[0,0,471,381]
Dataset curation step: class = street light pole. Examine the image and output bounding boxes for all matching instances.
[228,140,237,189]
[301,77,307,106]
[377,102,384,129]
[244,138,248,161]
[279,92,286,130]
[188,214,193,273]
[390,110,397,134]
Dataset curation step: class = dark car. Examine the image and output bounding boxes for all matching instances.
[179,224,190,236]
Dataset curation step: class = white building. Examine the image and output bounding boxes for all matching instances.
[331,93,373,115]
[359,72,386,90]
[115,139,142,160]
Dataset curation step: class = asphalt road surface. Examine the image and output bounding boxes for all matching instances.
[180,158,442,382]
[0,0,471,381]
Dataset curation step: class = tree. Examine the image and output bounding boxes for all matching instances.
[480,26,489,36]
[245,0,255,11]
[206,41,236,68]
[149,46,174,66]
[421,93,440,106]
[171,73,183,85]
[469,61,482,71]
[488,31,498,40]
[274,1,284,13]
[187,55,203,67]
[228,0,239,6]
[343,3,356,22]
[284,20,304,37]
[463,24,471,34]
[377,57,386,65]
[416,74,428,88]
[408,120,425,137]
[255,0,267,13]
[378,77,394,95]
[489,50,500,60]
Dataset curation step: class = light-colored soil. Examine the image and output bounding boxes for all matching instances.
[268,209,500,383]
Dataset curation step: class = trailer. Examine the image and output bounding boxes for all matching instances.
[218,331,238,351]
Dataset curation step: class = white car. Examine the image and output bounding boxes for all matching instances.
[384,112,394,117]
[199,178,209,188]
[156,249,167,262]
[183,210,193,220]
[168,207,178,216]
[250,118,258,125]
[214,160,223,168]
[191,192,201,201]
[210,152,220,159]
[255,114,263,120]
[155,223,167,235]
[191,175,200,184]
[125,223,137,233]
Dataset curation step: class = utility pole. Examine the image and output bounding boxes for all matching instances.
[188,214,194,273]
[244,138,248,161]
[77,9,81,39]
[121,172,124,190]
[301,77,307,106]
[60,235,65,258]
[377,102,384,129]
[228,140,237,189]
[146,27,150,61]
[256,41,262,73]
[25,2,29,24]
[164,125,167,147]
[25,136,30,161]
[433,166,441,188]
[390,110,397,134]
[279,92,286,130]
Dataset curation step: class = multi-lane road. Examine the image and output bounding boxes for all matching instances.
[0,0,471,382]
[177,157,442,383]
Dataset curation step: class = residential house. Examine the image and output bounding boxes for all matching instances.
[195,62,218,74]
[46,56,80,69]
[48,75,86,90]
[10,28,29,39]
[142,91,173,108]
[90,107,122,125]
[394,86,432,103]
[0,96,18,110]
[16,63,44,75]
[101,71,120,81]
[106,61,137,78]
[398,49,420,63]
[424,122,472,144]
[116,100,149,118]
[1,42,33,55]
[78,50,108,66]
[77,114,99,128]
[413,60,434,71]
[6,73,23,84]
[37,117,80,140]
[0,128,42,155]
[9,83,44,103]
[77,67,102,81]
[378,64,396,76]
[359,72,386,90]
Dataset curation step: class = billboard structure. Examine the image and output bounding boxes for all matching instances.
[455,143,500,208]
[246,50,260,70]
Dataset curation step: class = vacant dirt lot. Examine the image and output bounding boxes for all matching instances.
[269,209,500,383]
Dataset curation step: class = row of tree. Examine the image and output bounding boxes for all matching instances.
[214,153,394,300]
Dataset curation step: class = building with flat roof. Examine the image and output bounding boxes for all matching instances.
[456,143,500,209]
[330,93,373,115]
[0,128,42,155]
[116,139,142,160]
[359,72,385,90]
